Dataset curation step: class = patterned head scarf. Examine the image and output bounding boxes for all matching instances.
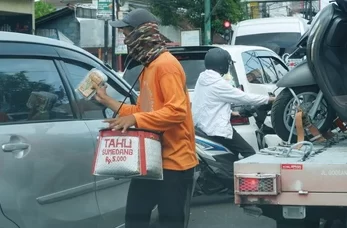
[124,22,167,66]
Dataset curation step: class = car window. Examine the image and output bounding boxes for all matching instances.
[258,57,278,84]
[0,58,73,124]
[122,53,206,91]
[271,58,288,79]
[122,64,142,91]
[180,59,205,89]
[235,32,302,57]
[63,61,131,119]
[241,51,264,84]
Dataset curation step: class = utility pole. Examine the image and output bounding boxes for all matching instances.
[304,1,308,19]
[116,1,122,71]
[262,3,267,17]
[111,0,116,69]
[204,0,211,45]
[104,19,109,63]
[308,0,313,20]
[204,0,224,45]
[245,3,249,19]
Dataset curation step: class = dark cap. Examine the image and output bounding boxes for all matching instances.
[109,9,159,28]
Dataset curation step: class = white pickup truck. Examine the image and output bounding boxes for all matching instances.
[234,130,347,228]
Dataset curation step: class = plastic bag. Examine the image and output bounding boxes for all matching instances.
[76,68,108,100]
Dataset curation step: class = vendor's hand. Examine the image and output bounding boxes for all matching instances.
[103,115,136,133]
[92,82,110,105]
[231,111,240,117]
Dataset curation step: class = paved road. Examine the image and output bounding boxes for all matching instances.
[189,195,276,228]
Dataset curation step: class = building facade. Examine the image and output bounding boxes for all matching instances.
[0,0,35,34]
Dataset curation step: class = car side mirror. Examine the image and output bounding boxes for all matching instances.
[103,108,114,119]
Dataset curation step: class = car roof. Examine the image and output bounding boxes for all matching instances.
[168,45,277,57]
[167,44,273,54]
[167,45,215,53]
[236,17,305,26]
[215,44,276,54]
[125,44,278,69]
[0,31,105,65]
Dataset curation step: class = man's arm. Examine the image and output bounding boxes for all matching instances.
[133,72,187,131]
[213,81,271,106]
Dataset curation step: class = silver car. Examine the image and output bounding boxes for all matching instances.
[0,31,156,228]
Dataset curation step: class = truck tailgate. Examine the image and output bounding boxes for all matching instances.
[234,137,347,205]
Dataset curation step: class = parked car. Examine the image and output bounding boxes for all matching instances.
[0,31,163,228]
[231,17,309,70]
[122,45,289,151]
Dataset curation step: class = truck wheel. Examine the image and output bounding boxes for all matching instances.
[271,86,336,143]
[276,219,320,228]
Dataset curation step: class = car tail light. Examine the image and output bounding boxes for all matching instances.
[231,84,250,125]
[231,117,250,125]
[287,59,302,69]
[288,61,296,67]
[235,174,280,195]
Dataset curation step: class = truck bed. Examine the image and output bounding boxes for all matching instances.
[240,136,347,164]
[234,133,347,206]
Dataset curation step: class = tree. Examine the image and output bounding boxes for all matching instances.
[148,0,245,35]
[0,71,57,113]
[35,1,56,19]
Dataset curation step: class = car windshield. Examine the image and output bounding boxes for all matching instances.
[122,54,208,91]
[235,32,301,57]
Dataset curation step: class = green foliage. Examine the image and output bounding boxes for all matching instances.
[211,0,244,33]
[0,71,55,112]
[35,1,56,19]
[148,0,244,34]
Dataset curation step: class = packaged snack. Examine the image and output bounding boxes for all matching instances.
[26,91,58,113]
[76,68,108,100]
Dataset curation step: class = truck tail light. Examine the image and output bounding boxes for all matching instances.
[235,174,280,195]
[239,178,259,191]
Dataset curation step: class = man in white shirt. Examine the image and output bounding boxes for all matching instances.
[192,47,276,158]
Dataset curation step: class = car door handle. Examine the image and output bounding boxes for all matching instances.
[2,143,30,152]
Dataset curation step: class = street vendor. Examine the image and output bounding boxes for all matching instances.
[92,8,198,228]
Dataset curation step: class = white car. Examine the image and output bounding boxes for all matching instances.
[231,17,309,70]
[122,45,288,151]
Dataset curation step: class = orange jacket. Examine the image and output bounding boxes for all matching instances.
[119,51,198,171]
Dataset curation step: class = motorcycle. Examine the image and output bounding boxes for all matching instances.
[193,104,273,197]
[270,20,337,143]
[306,0,347,123]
